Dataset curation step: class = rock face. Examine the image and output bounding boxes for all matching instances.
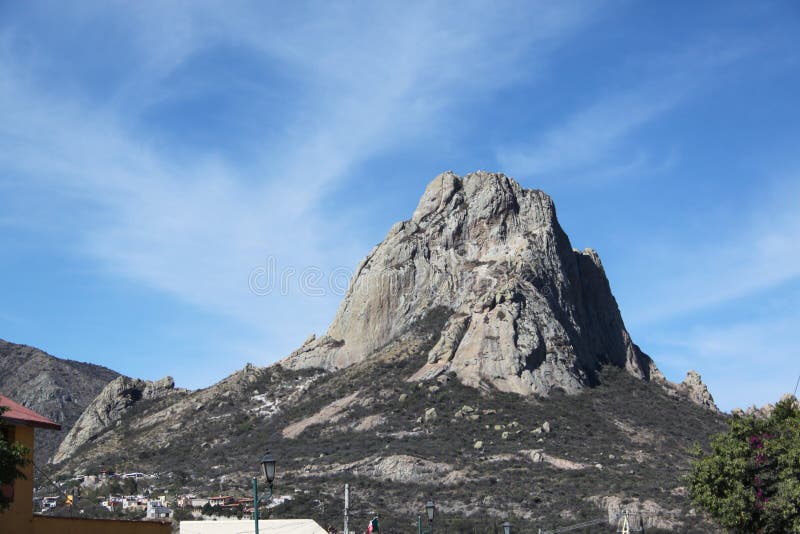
[733,393,799,419]
[0,339,120,464]
[52,375,177,464]
[589,495,683,531]
[679,370,718,411]
[284,171,661,395]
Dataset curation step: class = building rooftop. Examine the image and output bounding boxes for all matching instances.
[0,394,61,430]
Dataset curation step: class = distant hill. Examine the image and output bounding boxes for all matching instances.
[47,172,728,532]
[0,339,120,465]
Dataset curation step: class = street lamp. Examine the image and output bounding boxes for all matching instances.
[418,500,436,534]
[502,521,512,534]
[253,449,276,534]
[260,450,276,484]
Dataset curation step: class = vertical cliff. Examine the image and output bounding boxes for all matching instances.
[284,171,662,396]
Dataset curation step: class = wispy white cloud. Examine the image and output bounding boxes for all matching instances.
[500,85,681,179]
[624,172,800,410]
[0,2,603,372]
[497,39,756,182]
[650,303,800,412]
[627,173,800,324]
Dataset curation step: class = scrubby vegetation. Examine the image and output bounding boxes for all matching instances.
[52,310,728,532]
[688,395,800,533]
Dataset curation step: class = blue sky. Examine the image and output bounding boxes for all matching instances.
[0,1,798,411]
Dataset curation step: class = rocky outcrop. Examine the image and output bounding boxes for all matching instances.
[282,391,361,439]
[679,370,718,411]
[733,393,799,419]
[0,339,120,464]
[588,495,683,531]
[525,449,592,470]
[52,375,177,464]
[297,454,464,485]
[284,171,661,396]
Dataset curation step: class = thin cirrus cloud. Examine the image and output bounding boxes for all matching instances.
[621,171,800,412]
[649,302,800,412]
[0,2,603,359]
[499,87,681,179]
[497,39,756,183]
[626,174,800,326]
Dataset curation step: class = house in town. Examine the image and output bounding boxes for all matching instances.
[146,499,172,519]
[40,497,59,510]
[190,497,210,508]
[1,394,170,534]
[122,494,149,510]
[176,494,196,508]
[208,495,236,507]
[101,497,123,512]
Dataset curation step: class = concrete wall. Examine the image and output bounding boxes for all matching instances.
[33,516,171,534]
[180,519,327,534]
[2,424,35,533]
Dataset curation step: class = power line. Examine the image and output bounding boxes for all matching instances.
[32,461,75,517]
[539,510,682,533]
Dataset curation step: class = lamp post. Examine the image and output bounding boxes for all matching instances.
[502,521,512,534]
[418,500,435,534]
[253,449,276,534]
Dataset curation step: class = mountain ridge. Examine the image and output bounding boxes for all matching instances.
[0,338,121,465]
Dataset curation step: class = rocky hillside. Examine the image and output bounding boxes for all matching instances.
[48,172,726,532]
[0,339,120,465]
[52,375,183,464]
[285,171,660,396]
[52,314,725,532]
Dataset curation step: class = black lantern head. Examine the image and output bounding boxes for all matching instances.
[260,449,276,483]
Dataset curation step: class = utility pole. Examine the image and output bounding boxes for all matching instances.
[621,510,630,534]
[343,484,350,534]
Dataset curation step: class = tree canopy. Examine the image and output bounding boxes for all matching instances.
[688,395,800,533]
[0,406,32,511]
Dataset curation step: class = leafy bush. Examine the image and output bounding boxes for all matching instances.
[688,396,800,533]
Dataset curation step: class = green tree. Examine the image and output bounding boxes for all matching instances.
[0,406,31,512]
[173,507,194,522]
[688,395,800,533]
[121,476,138,495]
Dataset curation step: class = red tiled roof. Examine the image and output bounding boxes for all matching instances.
[0,394,61,430]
